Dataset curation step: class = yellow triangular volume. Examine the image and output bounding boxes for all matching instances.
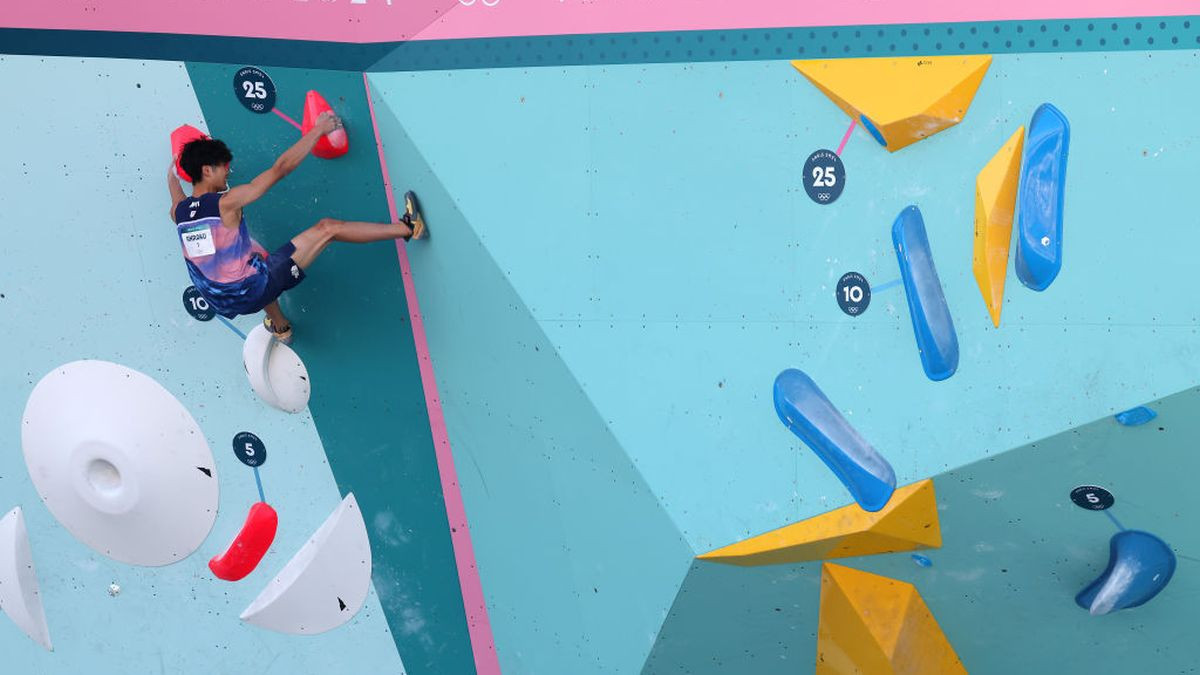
[698,480,941,566]
[818,564,966,674]
[792,55,991,152]
[973,126,1025,327]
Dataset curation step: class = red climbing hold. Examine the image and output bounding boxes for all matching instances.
[170,124,209,182]
[209,502,278,581]
[301,90,349,159]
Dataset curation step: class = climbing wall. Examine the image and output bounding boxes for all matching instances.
[3,4,1200,675]
[371,47,1200,674]
[0,55,407,673]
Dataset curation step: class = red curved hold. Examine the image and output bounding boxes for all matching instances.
[209,502,278,582]
[170,124,209,182]
[301,90,349,159]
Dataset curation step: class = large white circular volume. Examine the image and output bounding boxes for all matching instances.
[20,361,219,566]
[242,325,311,413]
[240,493,371,634]
[0,507,52,651]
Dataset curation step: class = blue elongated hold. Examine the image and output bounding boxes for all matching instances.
[1015,103,1070,291]
[892,205,959,381]
[1076,530,1176,616]
[773,369,896,512]
[1114,406,1157,427]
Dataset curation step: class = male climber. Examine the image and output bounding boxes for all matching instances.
[168,111,425,343]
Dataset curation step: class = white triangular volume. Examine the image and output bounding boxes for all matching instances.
[240,493,371,634]
[242,325,311,414]
[21,361,219,566]
[0,508,52,651]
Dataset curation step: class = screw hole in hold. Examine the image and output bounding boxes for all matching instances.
[88,458,122,496]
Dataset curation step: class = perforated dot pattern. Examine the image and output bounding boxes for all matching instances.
[369,16,1200,71]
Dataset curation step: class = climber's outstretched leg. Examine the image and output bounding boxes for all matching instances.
[289,191,427,269]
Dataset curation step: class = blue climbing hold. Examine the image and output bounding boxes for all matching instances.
[1076,530,1175,616]
[1015,103,1070,291]
[911,553,933,568]
[892,205,959,381]
[1114,406,1157,427]
[773,369,896,512]
[860,115,888,147]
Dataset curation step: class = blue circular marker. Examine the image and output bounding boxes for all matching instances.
[835,272,871,316]
[182,286,215,322]
[1070,485,1114,511]
[803,149,845,205]
[233,432,267,468]
[233,66,277,114]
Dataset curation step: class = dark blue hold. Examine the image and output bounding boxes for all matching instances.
[1076,530,1175,616]
[860,115,888,146]
[773,369,896,512]
[912,554,933,568]
[1114,406,1157,427]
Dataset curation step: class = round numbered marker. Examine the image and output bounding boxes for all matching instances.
[1070,485,1115,511]
[182,286,215,322]
[836,272,871,316]
[233,432,267,468]
[803,149,845,205]
[232,66,277,114]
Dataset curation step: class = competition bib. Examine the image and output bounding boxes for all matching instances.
[180,223,216,257]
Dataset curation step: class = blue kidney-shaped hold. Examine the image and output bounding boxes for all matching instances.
[1076,530,1175,616]
[773,369,896,512]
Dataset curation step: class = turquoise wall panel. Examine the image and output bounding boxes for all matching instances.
[369,74,695,675]
[360,53,1200,564]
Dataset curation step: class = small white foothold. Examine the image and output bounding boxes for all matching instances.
[108,583,120,597]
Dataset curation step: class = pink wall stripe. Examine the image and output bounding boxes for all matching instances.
[3,1,1196,44]
[362,72,502,675]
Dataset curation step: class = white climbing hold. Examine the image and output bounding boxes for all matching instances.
[0,507,52,651]
[240,493,372,635]
[242,325,311,414]
[21,360,219,566]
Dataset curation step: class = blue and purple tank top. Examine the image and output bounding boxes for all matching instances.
[174,192,269,317]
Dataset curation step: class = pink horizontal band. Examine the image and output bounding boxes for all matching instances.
[4,1,1195,44]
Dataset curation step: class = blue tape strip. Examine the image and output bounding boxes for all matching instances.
[253,466,266,503]
[217,315,247,340]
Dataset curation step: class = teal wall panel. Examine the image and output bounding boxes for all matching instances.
[846,386,1200,672]
[0,55,405,674]
[182,62,475,674]
[642,561,821,674]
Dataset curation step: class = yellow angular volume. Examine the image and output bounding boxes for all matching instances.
[817,563,967,675]
[792,55,991,152]
[973,126,1025,327]
[697,480,940,566]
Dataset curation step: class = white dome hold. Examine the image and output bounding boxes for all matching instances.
[21,360,219,566]
[242,325,311,413]
[241,493,372,635]
[0,507,52,651]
